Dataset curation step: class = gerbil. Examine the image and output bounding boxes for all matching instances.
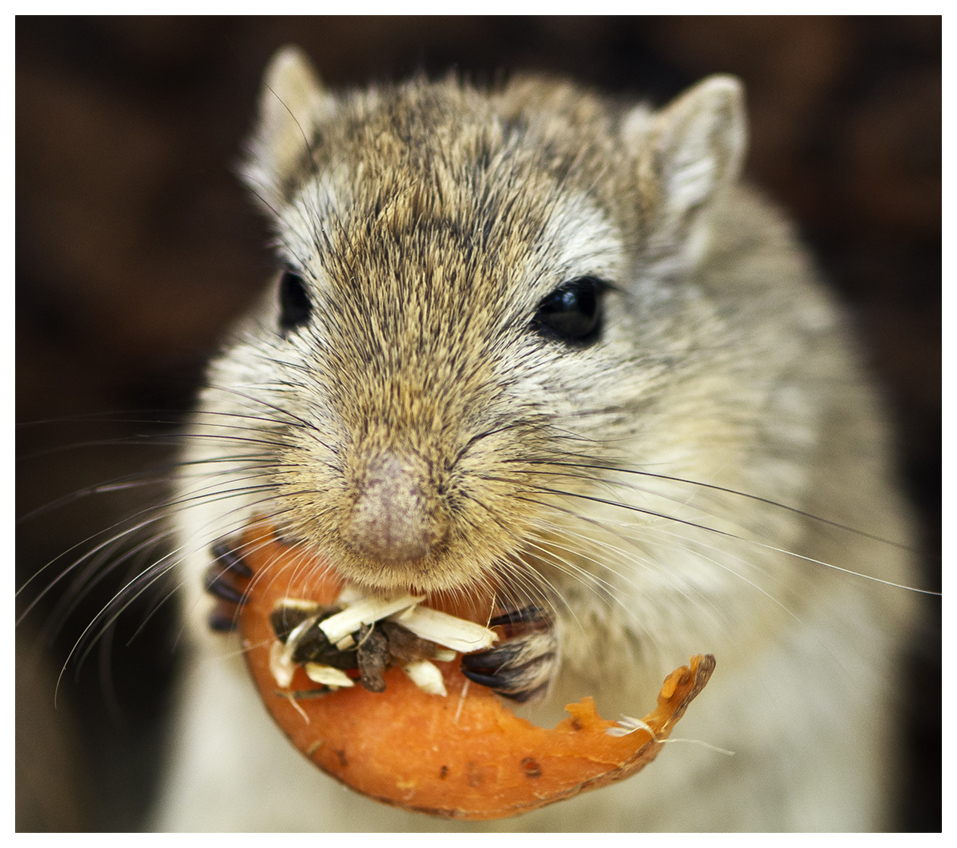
[150,47,919,831]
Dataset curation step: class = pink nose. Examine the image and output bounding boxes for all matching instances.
[347,451,434,562]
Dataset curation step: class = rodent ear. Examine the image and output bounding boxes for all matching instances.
[243,46,336,202]
[624,75,747,272]
[650,76,746,212]
[625,75,746,218]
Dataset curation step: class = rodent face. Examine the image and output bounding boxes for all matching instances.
[191,51,752,603]
[229,104,631,595]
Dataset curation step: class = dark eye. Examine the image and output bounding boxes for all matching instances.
[532,276,606,345]
[278,268,311,335]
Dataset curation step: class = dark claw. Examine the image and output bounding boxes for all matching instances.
[460,637,548,670]
[210,541,253,577]
[487,606,551,632]
[458,667,500,688]
[460,629,559,703]
[203,541,254,610]
[203,563,249,605]
[207,605,240,632]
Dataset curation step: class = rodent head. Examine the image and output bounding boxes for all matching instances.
[203,47,747,599]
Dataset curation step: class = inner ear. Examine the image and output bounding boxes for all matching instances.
[631,75,747,223]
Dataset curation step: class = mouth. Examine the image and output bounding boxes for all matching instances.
[202,519,716,820]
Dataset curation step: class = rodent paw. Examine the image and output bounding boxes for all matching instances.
[461,606,559,703]
[203,541,253,631]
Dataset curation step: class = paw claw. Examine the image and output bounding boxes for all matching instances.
[210,541,253,577]
[203,542,254,631]
[203,563,249,605]
[460,606,558,703]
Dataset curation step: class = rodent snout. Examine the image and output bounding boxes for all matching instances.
[346,450,446,563]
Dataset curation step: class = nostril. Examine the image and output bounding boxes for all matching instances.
[347,451,435,562]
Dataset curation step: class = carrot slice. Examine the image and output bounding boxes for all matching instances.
[235,524,715,820]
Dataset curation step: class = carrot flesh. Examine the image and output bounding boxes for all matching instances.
[236,524,715,820]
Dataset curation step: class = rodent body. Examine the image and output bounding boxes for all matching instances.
[152,48,917,831]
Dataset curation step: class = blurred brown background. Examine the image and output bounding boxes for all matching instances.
[16,16,940,832]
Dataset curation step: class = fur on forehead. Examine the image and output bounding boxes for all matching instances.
[241,54,649,250]
[242,48,746,309]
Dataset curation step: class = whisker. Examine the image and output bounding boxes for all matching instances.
[523,483,939,596]
[519,457,916,552]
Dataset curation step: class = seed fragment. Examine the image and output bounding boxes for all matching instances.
[388,604,497,653]
[402,660,447,696]
[268,590,497,697]
[318,593,423,643]
[356,625,389,693]
[304,663,355,689]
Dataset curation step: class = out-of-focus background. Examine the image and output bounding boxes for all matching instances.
[16,16,940,832]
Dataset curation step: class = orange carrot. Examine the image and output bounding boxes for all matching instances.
[236,524,714,820]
